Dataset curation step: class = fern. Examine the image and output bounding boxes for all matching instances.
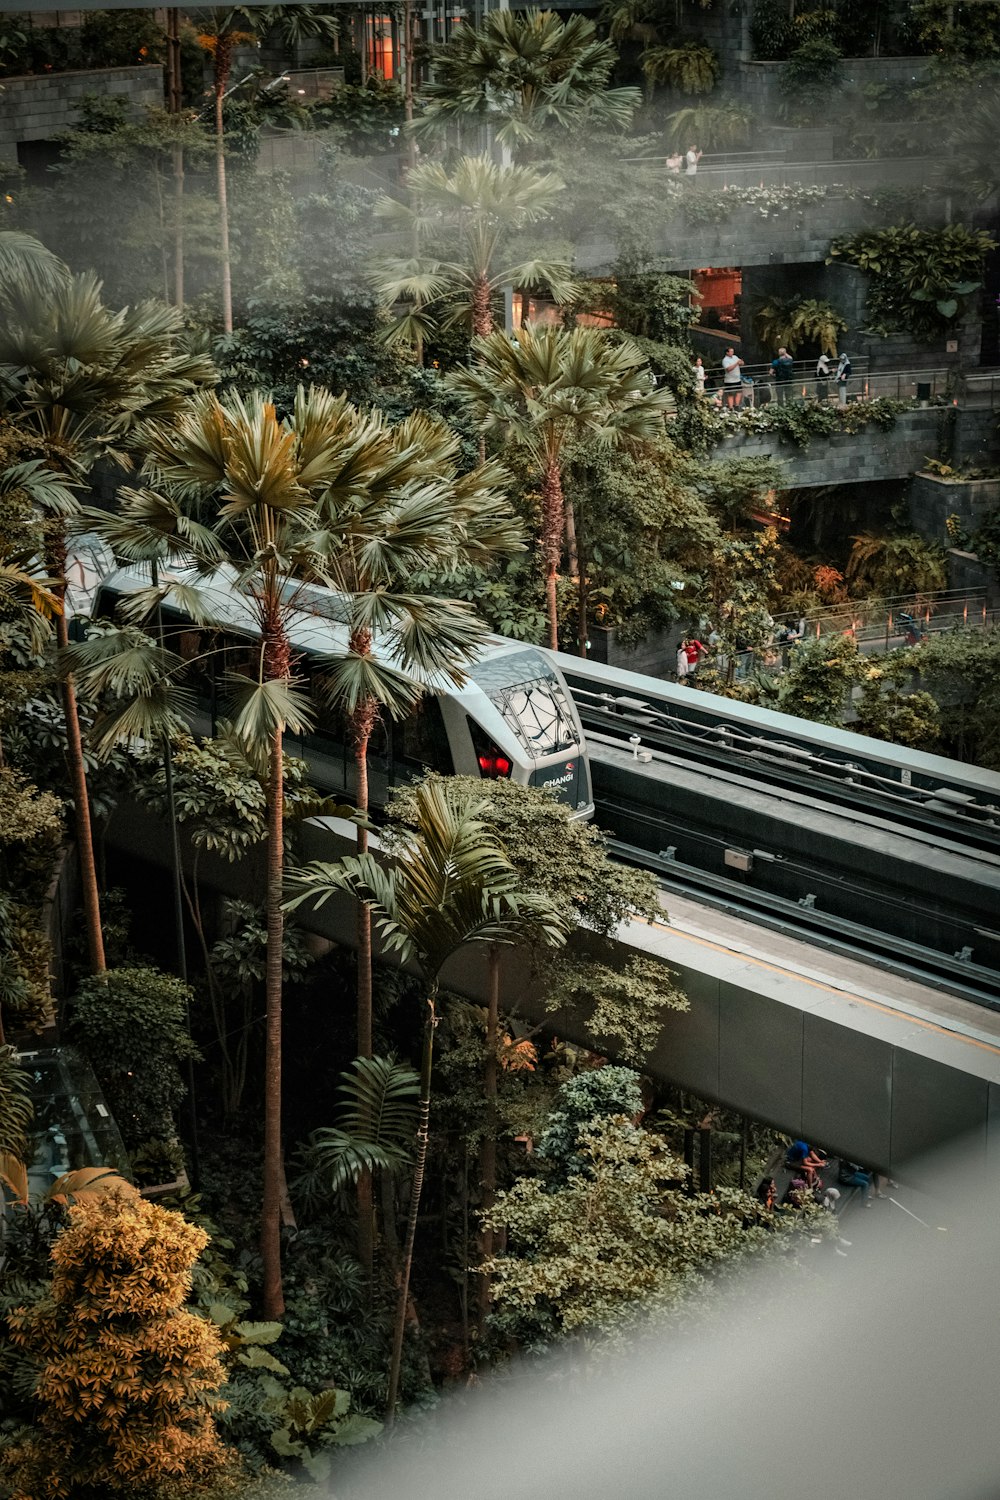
[295,1056,419,1198]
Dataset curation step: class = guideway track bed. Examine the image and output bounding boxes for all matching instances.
[587,731,1000,990]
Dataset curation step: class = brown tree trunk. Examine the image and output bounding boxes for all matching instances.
[386,990,436,1424]
[471,274,493,340]
[352,700,377,1278]
[541,456,565,651]
[51,549,105,976]
[476,945,501,1336]
[403,0,417,174]
[260,724,285,1319]
[166,8,185,309]
[214,69,233,334]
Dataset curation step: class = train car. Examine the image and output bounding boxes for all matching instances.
[83,554,594,821]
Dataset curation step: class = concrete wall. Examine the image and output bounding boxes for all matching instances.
[103,796,1000,1181]
[909,473,1000,545]
[736,55,932,119]
[707,407,1000,490]
[0,65,164,165]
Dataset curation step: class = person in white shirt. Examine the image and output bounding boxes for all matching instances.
[685,145,702,176]
[721,346,744,408]
[692,356,706,393]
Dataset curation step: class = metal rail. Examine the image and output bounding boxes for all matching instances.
[572,693,1000,851]
[609,834,1000,1013]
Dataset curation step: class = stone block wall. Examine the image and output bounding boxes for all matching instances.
[736,56,931,120]
[909,473,1000,545]
[0,66,163,165]
[708,408,999,490]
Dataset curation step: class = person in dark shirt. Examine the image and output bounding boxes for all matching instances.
[771,346,795,404]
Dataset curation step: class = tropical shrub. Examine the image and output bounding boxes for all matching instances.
[754,296,848,356]
[69,967,200,1152]
[1,1188,235,1500]
[829,223,996,337]
[845,531,948,597]
[642,42,719,95]
[537,1066,644,1176]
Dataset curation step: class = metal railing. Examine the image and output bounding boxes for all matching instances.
[625,154,940,193]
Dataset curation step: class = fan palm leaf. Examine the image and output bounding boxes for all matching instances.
[0,231,68,304]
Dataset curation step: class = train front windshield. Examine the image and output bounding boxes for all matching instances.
[468,650,588,809]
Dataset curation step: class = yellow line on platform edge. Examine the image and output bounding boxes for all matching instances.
[644,918,1000,1061]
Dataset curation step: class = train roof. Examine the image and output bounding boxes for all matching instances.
[95,558,564,692]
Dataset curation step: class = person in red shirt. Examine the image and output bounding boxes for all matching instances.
[685,638,708,676]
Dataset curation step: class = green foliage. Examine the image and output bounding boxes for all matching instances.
[750,0,795,59]
[314,77,406,155]
[904,628,1000,769]
[778,37,843,120]
[296,1055,419,1198]
[829,224,996,337]
[754,296,847,357]
[415,9,640,151]
[663,103,751,150]
[854,658,941,751]
[483,1114,806,1343]
[536,1066,644,1174]
[0,1046,33,1164]
[69,966,200,1152]
[641,42,719,94]
[546,955,688,1069]
[773,633,866,725]
[846,531,948,596]
[2,1188,234,1500]
[566,438,721,643]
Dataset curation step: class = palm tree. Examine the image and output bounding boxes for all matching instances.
[0,269,214,975]
[299,397,520,1275]
[0,231,67,303]
[306,404,521,1069]
[68,387,516,1314]
[285,778,567,1422]
[449,323,674,651]
[371,155,578,352]
[938,92,1000,203]
[415,10,641,154]
[192,6,339,331]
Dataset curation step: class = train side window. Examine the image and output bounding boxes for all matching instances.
[393,696,452,780]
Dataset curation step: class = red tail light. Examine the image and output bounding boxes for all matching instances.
[477,752,513,779]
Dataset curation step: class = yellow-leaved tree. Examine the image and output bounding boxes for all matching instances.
[2,1187,235,1499]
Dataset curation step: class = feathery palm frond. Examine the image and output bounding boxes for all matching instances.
[299,1056,420,1195]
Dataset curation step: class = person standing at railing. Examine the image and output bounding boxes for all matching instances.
[666,150,683,174]
[836,351,852,404]
[685,144,702,177]
[721,347,744,407]
[771,346,795,404]
[815,352,832,402]
[692,355,706,394]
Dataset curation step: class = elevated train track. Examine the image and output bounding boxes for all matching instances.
[555,655,1000,1007]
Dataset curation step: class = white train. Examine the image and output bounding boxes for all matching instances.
[77,547,593,820]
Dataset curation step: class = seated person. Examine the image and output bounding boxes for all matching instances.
[755,1176,777,1211]
[838,1160,874,1205]
[786,1139,827,1186]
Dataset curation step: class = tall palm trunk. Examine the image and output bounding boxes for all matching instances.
[403,0,417,174]
[386,989,436,1424]
[541,455,565,651]
[50,532,105,975]
[166,6,185,309]
[261,721,285,1319]
[213,47,234,335]
[471,274,493,339]
[351,647,378,1275]
[476,944,501,1335]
